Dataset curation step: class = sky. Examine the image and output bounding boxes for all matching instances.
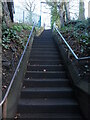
[14,0,89,28]
[14,0,51,28]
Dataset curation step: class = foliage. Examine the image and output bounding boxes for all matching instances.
[12,25,22,32]
[2,21,8,31]
[2,27,20,49]
[60,25,73,32]
[60,20,90,56]
[46,0,60,28]
[2,23,33,50]
[21,24,32,30]
[12,24,32,31]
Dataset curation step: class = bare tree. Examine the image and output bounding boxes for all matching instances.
[21,0,37,24]
[63,1,70,21]
[23,0,36,13]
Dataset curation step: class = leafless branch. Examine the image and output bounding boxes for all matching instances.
[21,0,36,12]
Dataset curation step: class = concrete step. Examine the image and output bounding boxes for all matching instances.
[30,55,60,60]
[29,60,62,65]
[17,113,83,120]
[23,79,70,87]
[27,65,64,71]
[30,54,60,57]
[18,98,79,113]
[32,45,56,48]
[21,87,73,98]
[31,48,58,52]
[30,52,59,56]
[25,71,67,79]
[32,43,55,46]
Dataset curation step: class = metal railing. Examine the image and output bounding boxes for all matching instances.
[54,25,90,61]
[0,24,35,118]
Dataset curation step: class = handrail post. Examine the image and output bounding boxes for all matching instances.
[68,49,70,59]
[3,99,7,119]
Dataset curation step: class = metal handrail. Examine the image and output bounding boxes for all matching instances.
[54,26,90,61]
[0,24,35,106]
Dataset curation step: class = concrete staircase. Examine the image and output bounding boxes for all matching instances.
[17,30,83,119]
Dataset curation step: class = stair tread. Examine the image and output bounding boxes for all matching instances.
[24,78,69,81]
[30,56,60,59]
[22,87,72,92]
[27,65,65,71]
[19,98,78,106]
[26,71,65,73]
[17,113,82,118]
[29,60,62,65]
[29,59,62,61]
[30,55,60,57]
[27,65,63,67]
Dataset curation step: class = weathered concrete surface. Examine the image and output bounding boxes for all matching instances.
[0,1,2,44]
[0,45,2,119]
[0,2,2,119]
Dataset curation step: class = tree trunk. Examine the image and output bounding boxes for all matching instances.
[58,3,64,27]
[79,0,85,20]
[64,2,70,22]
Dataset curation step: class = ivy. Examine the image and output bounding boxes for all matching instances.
[60,20,90,56]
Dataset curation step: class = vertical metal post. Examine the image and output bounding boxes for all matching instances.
[40,1,42,26]
[23,11,24,23]
[68,50,70,59]
[88,1,90,18]
[3,99,7,119]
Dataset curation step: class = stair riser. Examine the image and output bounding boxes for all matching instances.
[29,58,60,61]
[30,52,59,56]
[32,45,55,48]
[33,40,53,42]
[30,53,59,56]
[34,39,53,41]
[18,105,79,113]
[33,42,54,44]
[23,81,69,87]
[32,44,55,47]
[33,41,54,43]
[30,54,60,59]
[21,91,73,99]
[31,48,58,52]
[30,56,60,60]
[27,66,64,71]
[18,117,82,120]
[32,47,56,49]
[30,54,60,57]
[29,61,61,65]
[25,72,66,79]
